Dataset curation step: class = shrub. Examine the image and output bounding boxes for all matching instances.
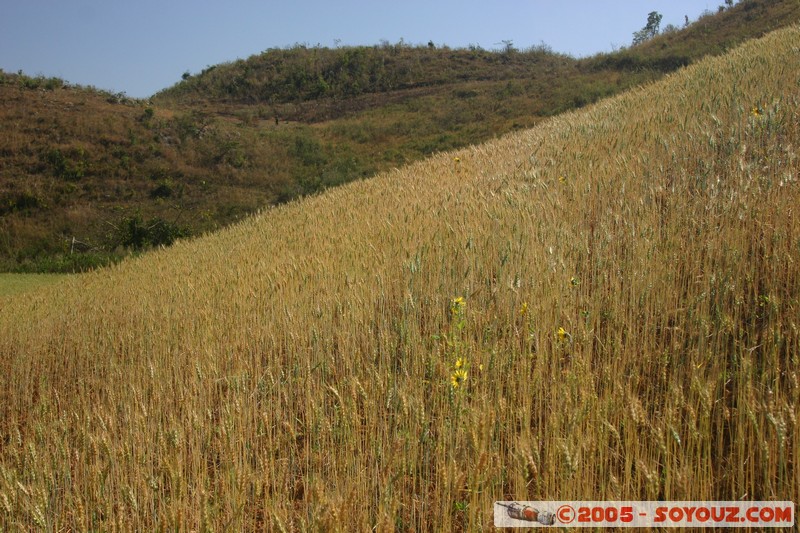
[150,180,174,199]
[146,217,188,247]
[45,148,89,181]
[141,107,155,122]
[15,251,116,273]
[0,191,43,215]
[111,214,190,250]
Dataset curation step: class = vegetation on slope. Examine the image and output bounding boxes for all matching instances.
[155,41,574,107]
[154,0,798,109]
[2,0,799,272]
[1,24,798,530]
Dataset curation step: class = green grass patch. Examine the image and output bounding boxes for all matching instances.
[0,273,66,297]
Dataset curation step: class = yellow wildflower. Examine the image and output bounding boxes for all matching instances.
[451,296,466,315]
[455,357,464,370]
[451,369,468,389]
[557,327,570,341]
[519,302,528,315]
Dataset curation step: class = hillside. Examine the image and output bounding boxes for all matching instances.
[2,0,799,272]
[1,23,798,530]
[153,0,799,112]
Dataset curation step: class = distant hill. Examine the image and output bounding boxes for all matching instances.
[153,0,800,114]
[1,23,798,529]
[1,0,798,272]
[153,41,576,113]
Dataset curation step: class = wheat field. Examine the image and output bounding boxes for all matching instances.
[1,26,799,531]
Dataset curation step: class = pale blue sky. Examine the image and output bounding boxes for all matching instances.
[1,1,722,98]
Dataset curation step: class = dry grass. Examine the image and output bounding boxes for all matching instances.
[1,26,799,530]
